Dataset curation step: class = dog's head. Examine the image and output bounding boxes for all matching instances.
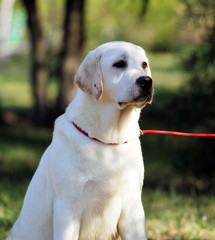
[75,41,154,109]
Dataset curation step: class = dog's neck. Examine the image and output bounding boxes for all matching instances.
[66,91,141,144]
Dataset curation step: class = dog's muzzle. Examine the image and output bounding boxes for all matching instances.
[118,76,154,108]
[134,76,153,103]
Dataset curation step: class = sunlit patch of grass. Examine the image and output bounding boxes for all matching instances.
[0,55,58,109]
[0,180,28,240]
[143,189,215,239]
[0,56,31,108]
[148,52,189,91]
[0,82,33,108]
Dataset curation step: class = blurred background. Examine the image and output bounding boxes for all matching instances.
[0,0,214,239]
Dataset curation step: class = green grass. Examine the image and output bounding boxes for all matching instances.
[0,180,28,239]
[0,54,214,240]
[0,125,52,239]
[0,56,32,108]
[143,190,215,239]
[0,56,58,109]
[148,52,189,91]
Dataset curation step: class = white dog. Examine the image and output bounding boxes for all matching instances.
[7,41,153,240]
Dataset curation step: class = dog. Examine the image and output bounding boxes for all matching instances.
[7,41,153,240]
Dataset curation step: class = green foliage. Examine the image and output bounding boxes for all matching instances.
[139,0,215,180]
[85,0,182,51]
[181,0,215,31]
[171,0,215,178]
[13,0,186,53]
[182,42,215,96]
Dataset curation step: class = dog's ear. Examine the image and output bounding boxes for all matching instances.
[74,50,103,101]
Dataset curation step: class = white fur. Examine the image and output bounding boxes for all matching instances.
[7,41,153,240]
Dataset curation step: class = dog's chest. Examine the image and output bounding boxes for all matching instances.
[79,184,121,240]
[77,145,141,240]
[79,177,122,240]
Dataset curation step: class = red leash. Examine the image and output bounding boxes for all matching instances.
[140,130,215,137]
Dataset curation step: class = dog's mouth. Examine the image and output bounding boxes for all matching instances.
[118,97,151,109]
[133,94,153,104]
[118,90,153,109]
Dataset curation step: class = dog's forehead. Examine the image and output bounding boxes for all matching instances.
[98,42,147,62]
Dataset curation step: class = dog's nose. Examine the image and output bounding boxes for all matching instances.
[136,76,152,91]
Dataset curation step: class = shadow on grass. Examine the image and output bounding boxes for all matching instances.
[0,164,35,183]
[0,123,52,184]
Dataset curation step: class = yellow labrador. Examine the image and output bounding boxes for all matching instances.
[7,41,153,240]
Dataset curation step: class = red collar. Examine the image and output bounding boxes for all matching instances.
[72,121,128,145]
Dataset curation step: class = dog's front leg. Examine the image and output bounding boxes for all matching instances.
[53,198,81,240]
[118,193,147,240]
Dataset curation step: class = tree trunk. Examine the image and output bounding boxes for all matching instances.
[139,0,150,18]
[22,0,48,125]
[55,0,85,116]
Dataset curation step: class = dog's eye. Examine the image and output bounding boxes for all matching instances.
[113,60,127,68]
[142,61,148,69]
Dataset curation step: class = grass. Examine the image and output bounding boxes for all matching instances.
[148,52,189,91]
[144,190,215,239]
[0,180,28,239]
[0,125,52,239]
[0,56,32,108]
[0,55,58,109]
[0,53,214,240]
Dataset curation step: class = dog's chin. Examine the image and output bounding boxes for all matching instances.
[118,95,153,109]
